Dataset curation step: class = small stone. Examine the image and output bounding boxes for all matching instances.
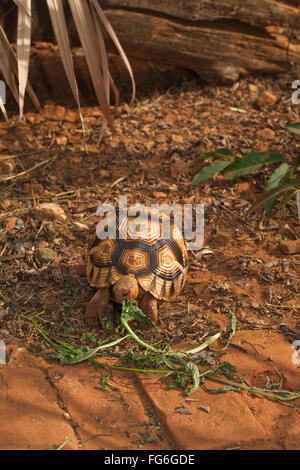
[5,217,17,231]
[23,183,44,194]
[5,217,24,232]
[255,90,278,109]
[279,240,300,254]
[34,203,66,222]
[198,406,211,413]
[73,221,89,230]
[14,243,25,255]
[44,104,66,120]
[235,182,251,193]
[0,309,8,320]
[282,260,290,273]
[0,156,16,174]
[56,135,68,146]
[1,199,11,210]
[15,219,25,231]
[35,247,58,264]
[145,141,155,150]
[248,83,259,99]
[257,128,275,140]
[170,157,187,179]
[175,405,192,415]
[251,301,260,309]
[165,112,177,124]
[172,134,184,144]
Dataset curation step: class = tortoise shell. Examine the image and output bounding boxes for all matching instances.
[86,208,188,301]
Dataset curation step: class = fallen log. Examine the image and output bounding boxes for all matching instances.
[1,0,300,101]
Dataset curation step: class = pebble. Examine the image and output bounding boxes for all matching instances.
[34,203,67,222]
[279,240,300,254]
[35,247,58,264]
[15,219,25,231]
[255,90,278,109]
[0,156,16,174]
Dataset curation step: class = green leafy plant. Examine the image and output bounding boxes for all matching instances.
[24,303,300,409]
[191,123,300,217]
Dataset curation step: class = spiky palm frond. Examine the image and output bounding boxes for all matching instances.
[0,0,135,132]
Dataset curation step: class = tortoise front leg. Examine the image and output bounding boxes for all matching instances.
[140,291,158,324]
[85,287,110,328]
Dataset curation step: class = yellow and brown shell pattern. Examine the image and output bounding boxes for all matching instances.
[86,208,188,301]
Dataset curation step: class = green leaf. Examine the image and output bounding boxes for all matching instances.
[209,311,236,352]
[215,361,237,378]
[81,332,97,342]
[223,152,284,180]
[59,335,130,364]
[200,148,235,159]
[250,183,300,214]
[286,122,300,136]
[266,163,291,191]
[296,152,300,168]
[264,164,292,215]
[121,299,156,327]
[99,372,113,392]
[191,160,232,188]
[184,361,200,395]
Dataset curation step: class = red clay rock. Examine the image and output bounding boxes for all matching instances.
[135,374,266,449]
[135,331,300,450]
[49,362,171,450]
[0,331,299,450]
[0,367,78,450]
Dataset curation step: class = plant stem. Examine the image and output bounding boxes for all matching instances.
[185,332,221,355]
[208,376,300,402]
[120,317,161,353]
[88,356,169,374]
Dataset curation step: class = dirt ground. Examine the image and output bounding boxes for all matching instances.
[0,67,299,450]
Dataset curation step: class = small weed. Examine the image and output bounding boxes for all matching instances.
[81,332,97,342]
[191,123,300,218]
[63,277,85,309]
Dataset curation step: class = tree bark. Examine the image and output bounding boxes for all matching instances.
[99,0,300,83]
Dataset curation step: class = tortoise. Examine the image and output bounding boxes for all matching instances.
[85,207,188,327]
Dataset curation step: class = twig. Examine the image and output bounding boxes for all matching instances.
[0,253,25,261]
[219,202,254,228]
[0,155,57,183]
[0,149,45,161]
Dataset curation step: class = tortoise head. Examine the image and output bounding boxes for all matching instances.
[112,275,139,304]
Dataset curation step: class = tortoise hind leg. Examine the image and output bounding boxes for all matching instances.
[140,292,158,324]
[85,287,110,328]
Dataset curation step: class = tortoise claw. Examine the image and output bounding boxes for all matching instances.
[85,287,110,328]
[140,292,158,324]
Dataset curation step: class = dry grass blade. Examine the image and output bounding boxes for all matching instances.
[91,0,136,106]
[93,7,109,141]
[68,0,113,132]
[14,0,32,119]
[0,155,57,183]
[46,0,86,148]
[0,26,19,104]
[249,183,300,214]
[0,23,41,115]
[0,97,8,122]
